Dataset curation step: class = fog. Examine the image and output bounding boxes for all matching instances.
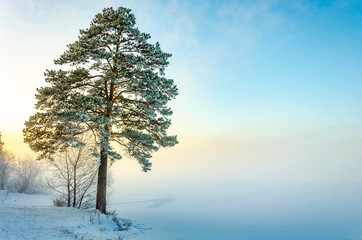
[108,128,362,239]
[110,180,362,239]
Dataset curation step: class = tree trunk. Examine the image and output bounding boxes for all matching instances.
[73,166,76,207]
[96,147,108,214]
[66,153,71,207]
[67,182,71,207]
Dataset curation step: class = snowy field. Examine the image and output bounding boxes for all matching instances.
[0,190,142,240]
[110,181,362,240]
[2,182,362,240]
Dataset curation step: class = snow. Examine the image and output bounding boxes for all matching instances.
[0,191,52,206]
[2,182,362,240]
[0,190,141,240]
[109,181,362,240]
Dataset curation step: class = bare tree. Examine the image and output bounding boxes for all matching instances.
[0,133,43,193]
[0,132,13,190]
[46,137,98,209]
[0,154,11,190]
[10,157,43,194]
[0,132,3,152]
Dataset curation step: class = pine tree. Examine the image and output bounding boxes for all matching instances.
[23,7,178,213]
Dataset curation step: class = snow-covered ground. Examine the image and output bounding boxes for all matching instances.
[2,181,362,240]
[110,181,362,240]
[0,190,142,240]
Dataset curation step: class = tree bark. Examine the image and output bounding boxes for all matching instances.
[66,155,71,207]
[73,166,76,207]
[67,181,71,207]
[96,147,108,213]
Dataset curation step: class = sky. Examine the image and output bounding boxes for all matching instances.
[0,0,362,186]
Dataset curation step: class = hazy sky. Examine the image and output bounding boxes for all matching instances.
[0,0,361,184]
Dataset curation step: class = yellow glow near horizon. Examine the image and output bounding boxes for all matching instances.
[2,132,35,158]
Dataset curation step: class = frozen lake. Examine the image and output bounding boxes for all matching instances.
[110,181,362,240]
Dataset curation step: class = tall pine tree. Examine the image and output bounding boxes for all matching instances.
[23,7,178,213]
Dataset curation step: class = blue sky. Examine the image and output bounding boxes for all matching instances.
[0,0,361,184]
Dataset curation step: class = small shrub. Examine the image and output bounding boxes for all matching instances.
[59,226,74,235]
[107,211,132,231]
[89,209,101,224]
[53,197,66,207]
